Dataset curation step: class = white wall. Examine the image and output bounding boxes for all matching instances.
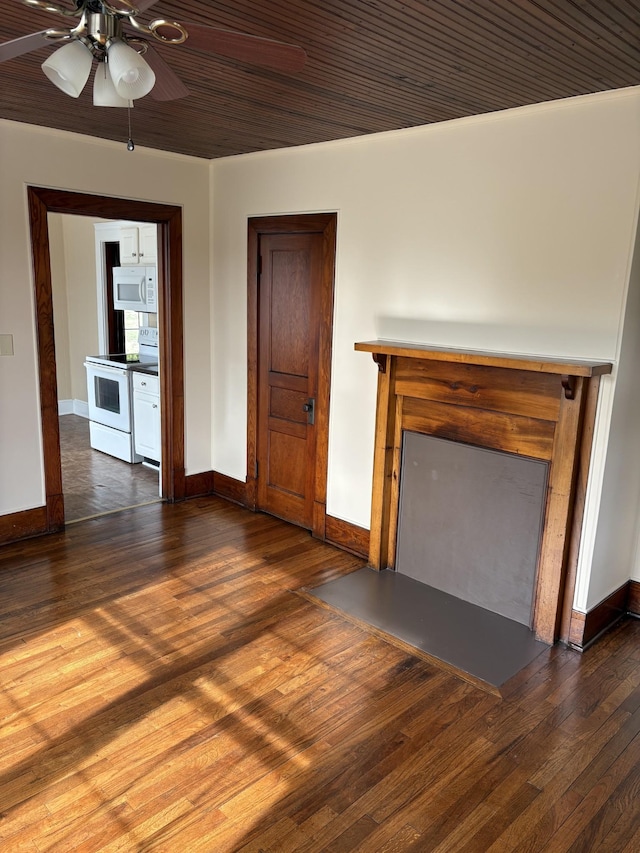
[210,88,640,611]
[0,120,212,515]
[586,211,640,600]
[50,214,103,404]
[49,214,72,402]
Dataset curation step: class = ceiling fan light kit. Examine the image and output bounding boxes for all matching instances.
[92,59,130,106]
[43,36,154,103]
[105,38,154,99]
[41,37,93,97]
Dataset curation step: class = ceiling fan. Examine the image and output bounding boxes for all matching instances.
[0,0,307,107]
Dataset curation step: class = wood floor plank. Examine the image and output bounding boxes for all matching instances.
[559,705,640,798]
[359,823,423,851]
[602,764,640,848]
[0,497,639,851]
[620,822,640,852]
[406,758,529,844]
[454,774,542,852]
[481,710,638,851]
[543,731,640,852]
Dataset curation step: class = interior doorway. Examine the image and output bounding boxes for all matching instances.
[49,215,162,522]
[247,214,337,537]
[27,187,185,533]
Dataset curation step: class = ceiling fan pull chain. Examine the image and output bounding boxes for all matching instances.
[127,101,134,151]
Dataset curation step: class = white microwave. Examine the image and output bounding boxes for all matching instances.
[113,266,157,313]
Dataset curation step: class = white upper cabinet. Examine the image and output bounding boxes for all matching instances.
[119,224,157,265]
[119,226,139,265]
[138,224,157,264]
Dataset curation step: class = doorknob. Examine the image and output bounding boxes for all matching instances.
[303,398,315,425]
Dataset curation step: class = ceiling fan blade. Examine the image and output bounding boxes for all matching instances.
[181,23,307,72]
[0,30,51,64]
[144,45,190,101]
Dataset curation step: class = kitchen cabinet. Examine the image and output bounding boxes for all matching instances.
[119,224,157,265]
[138,224,157,263]
[133,371,160,465]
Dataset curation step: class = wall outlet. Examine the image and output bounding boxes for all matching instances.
[0,334,14,356]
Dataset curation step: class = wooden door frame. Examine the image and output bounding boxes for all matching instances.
[27,187,185,533]
[247,213,337,539]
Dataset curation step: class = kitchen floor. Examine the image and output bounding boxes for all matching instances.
[60,414,161,522]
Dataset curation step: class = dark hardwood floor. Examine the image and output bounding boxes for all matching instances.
[0,497,638,851]
[59,414,161,522]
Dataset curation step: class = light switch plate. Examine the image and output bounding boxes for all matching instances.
[0,334,14,356]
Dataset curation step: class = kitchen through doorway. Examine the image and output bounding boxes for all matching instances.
[49,213,162,522]
[28,186,185,536]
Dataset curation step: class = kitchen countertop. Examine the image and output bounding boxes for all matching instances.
[130,364,159,377]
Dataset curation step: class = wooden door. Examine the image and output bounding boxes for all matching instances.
[248,214,336,534]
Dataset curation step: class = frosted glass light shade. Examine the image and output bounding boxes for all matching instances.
[42,40,93,98]
[93,63,130,107]
[107,40,155,100]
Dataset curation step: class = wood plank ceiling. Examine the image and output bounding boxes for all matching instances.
[2,1,640,160]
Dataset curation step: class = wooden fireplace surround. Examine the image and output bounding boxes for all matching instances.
[355,340,612,645]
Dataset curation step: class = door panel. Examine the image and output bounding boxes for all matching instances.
[270,386,308,423]
[268,430,307,495]
[257,232,323,528]
[269,247,311,376]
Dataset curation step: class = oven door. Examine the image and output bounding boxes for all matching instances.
[85,362,132,432]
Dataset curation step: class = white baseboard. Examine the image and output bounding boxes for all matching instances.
[75,399,89,418]
[58,399,89,418]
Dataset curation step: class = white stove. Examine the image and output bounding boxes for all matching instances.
[84,327,159,463]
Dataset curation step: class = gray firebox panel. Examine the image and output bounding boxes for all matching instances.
[395,432,548,627]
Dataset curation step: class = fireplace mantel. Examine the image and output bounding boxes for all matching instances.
[356,340,613,645]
